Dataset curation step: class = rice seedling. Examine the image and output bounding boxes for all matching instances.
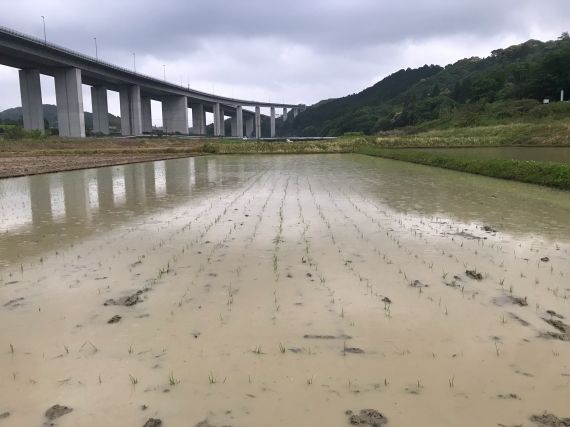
[129,374,138,386]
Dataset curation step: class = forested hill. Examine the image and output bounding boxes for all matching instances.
[280,33,570,136]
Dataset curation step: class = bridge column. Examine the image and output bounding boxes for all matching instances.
[245,115,254,138]
[230,115,237,137]
[293,107,299,119]
[236,106,243,138]
[91,86,109,135]
[19,69,44,132]
[141,97,152,134]
[255,106,261,139]
[119,85,142,136]
[219,107,225,136]
[282,107,287,122]
[162,95,188,135]
[213,103,222,137]
[54,68,85,138]
[270,106,276,138]
[191,104,206,135]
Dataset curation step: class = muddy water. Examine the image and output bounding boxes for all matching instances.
[1,154,569,427]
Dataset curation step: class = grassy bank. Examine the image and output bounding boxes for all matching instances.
[202,138,359,154]
[357,145,570,190]
[372,120,570,148]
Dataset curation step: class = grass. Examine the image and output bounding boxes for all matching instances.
[356,146,570,190]
[202,138,359,154]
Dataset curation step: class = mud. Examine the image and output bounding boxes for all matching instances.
[44,405,73,420]
[104,290,145,307]
[530,413,570,426]
[1,154,570,427]
[347,409,388,426]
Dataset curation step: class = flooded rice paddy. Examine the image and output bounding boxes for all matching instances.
[1,154,569,426]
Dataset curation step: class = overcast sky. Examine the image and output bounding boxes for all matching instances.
[1,0,569,124]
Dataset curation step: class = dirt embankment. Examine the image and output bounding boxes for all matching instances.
[0,137,206,178]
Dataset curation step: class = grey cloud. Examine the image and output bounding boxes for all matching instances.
[0,0,569,112]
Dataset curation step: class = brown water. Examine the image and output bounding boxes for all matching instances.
[1,154,569,427]
[415,146,570,164]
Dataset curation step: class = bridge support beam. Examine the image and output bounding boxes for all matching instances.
[270,106,276,138]
[282,107,287,122]
[141,97,152,134]
[293,108,299,119]
[255,106,261,139]
[54,68,85,138]
[213,103,222,137]
[162,95,188,135]
[19,69,44,133]
[245,115,254,138]
[191,104,206,135]
[119,85,142,136]
[91,86,109,135]
[235,106,243,138]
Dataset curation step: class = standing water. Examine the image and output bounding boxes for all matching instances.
[1,154,569,426]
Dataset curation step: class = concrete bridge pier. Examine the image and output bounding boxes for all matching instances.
[191,104,206,135]
[245,115,254,138]
[54,68,85,137]
[141,97,152,134]
[219,107,226,136]
[162,95,188,134]
[293,108,299,119]
[270,106,276,138]
[255,106,261,139]
[91,86,109,135]
[213,103,222,137]
[282,107,287,122]
[19,69,44,132]
[235,106,243,138]
[230,115,237,137]
[119,85,143,136]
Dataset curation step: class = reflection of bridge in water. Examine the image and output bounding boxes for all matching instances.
[0,156,254,265]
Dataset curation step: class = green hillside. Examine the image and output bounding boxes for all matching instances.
[0,104,121,131]
[280,33,570,137]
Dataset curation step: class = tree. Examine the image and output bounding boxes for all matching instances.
[558,32,570,41]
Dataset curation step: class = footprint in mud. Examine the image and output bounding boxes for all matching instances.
[0,412,9,420]
[143,418,162,427]
[346,409,388,426]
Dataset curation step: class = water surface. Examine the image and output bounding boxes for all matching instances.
[1,154,569,427]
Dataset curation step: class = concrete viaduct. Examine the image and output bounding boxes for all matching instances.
[0,26,303,138]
